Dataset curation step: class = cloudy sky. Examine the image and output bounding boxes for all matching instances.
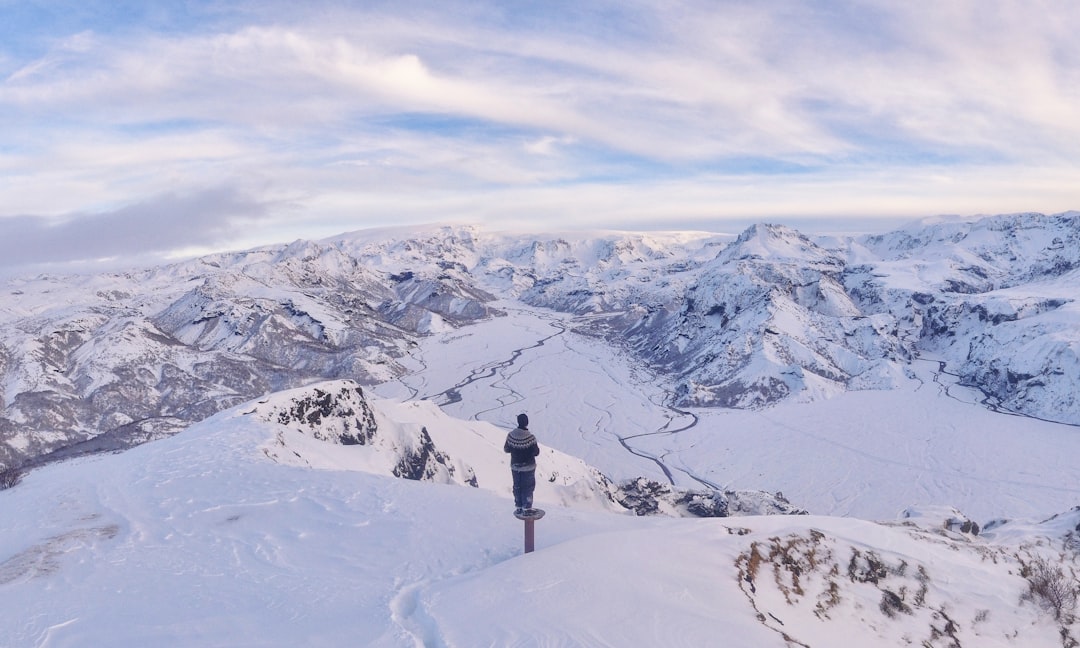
[2,0,1079,272]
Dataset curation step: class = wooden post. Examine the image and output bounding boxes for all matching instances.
[514,508,545,554]
[524,518,536,553]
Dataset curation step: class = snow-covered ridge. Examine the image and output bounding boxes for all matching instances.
[254,380,621,513]
[250,380,805,518]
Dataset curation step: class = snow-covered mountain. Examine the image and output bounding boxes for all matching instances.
[2,212,1079,473]
[855,212,1080,424]
[0,239,499,469]
[333,213,1080,420]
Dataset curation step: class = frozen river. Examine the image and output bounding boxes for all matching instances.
[374,304,1080,521]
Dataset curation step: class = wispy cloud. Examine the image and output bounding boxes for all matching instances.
[0,0,1078,269]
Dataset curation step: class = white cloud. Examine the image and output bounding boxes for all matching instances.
[0,0,1078,269]
[7,4,1080,160]
[524,135,576,156]
[0,186,268,268]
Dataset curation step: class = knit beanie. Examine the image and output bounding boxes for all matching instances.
[517,413,529,429]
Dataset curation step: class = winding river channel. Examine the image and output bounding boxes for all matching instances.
[373,305,717,488]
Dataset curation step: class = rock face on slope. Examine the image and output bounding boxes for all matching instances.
[258,381,472,486]
[266,382,379,446]
[615,477,808,518]
[3,213,1079,470]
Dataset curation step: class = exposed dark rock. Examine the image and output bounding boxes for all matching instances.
[392,426,458,482]
[880,589,913,618]
[274,384,378,446]
[615,477,806,518]
[848,548,889,585]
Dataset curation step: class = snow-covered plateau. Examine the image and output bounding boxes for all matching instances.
[2,212,1080,645]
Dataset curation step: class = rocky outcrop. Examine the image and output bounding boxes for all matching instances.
[257,381,480,488]
[391,426,473,485]
[266,383,378,446]
[616,477,808,518]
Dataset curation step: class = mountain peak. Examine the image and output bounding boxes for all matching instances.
[722,222,836,267]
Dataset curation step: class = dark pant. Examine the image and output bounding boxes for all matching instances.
[511,469,536,509]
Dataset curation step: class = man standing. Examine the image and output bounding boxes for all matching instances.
[504,413,540,515]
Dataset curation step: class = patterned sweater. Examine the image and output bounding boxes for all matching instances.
[503,426,540,470]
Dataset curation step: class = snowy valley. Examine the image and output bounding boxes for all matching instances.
[2,212,1080,646]
[4,212,1080,468]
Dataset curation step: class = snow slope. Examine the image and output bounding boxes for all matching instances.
[1,382,1076,647]
[255,380,623,513]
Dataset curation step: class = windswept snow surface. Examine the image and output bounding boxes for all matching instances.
[0,384,1076,647]
[0,389,622,647]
